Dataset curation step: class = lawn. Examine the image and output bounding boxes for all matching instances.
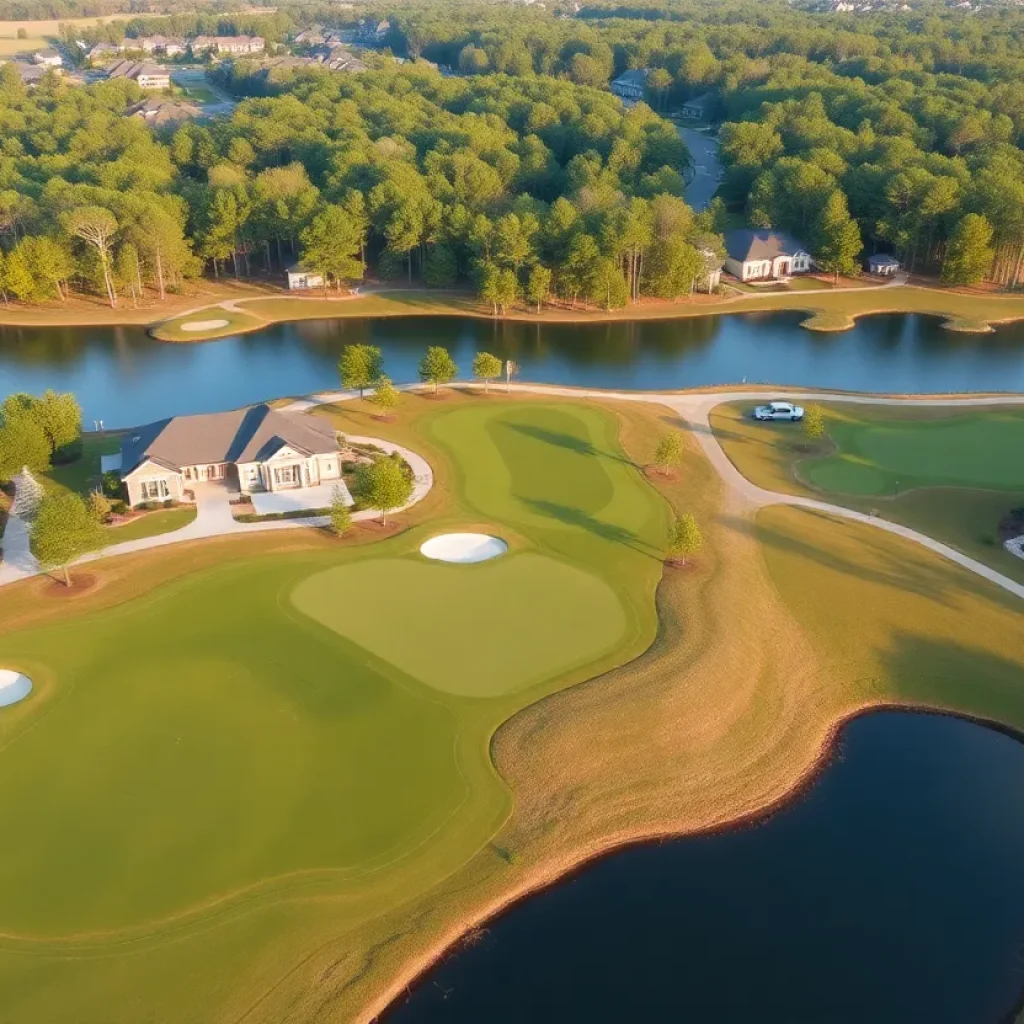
[709,400,1024,582]
[42,432,195,541]
[0,394,667,1020]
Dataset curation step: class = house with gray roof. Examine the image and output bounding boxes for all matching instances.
[611,68,649,101]
[723,228,812,282]
[118,403,342,507]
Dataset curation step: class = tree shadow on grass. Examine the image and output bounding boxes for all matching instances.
[505,422,633,466]
[522,497,660,559]
[725,508,1017,611]
[881,632,1024,724]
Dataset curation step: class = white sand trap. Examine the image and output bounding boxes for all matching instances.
[0,670,32,707]
[180,318,230,332]
[420,533,508,564]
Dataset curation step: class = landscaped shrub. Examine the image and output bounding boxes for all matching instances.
[102,471,124,498]
[110,500,128,515]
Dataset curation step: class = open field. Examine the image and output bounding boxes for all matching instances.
[0,14,141,55]
[709,400,1024,582]
[0,390,1023,1021]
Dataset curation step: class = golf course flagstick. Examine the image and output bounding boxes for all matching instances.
[505,359,519,393]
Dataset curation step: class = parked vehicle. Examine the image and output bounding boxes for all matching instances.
[753,401,805,421]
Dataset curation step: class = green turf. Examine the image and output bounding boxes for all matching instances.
[803,413,1024,496]
[0,399,666,991]
[293,554,626,697]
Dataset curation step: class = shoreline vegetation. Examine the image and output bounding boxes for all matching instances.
[1,279,1023,343]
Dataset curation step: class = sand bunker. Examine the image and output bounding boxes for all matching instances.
[0,670,32,707]
[420,533,508,564]
[180,319,230,332]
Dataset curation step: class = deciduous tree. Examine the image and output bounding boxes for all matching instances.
[29,491,106,587]
[418,345,457,393]
[339,344,383,397]
[472,351,503,394]
[354,456,413,526]
[668,512,703,566]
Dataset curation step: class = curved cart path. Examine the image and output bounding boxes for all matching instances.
[1,386,1021,600]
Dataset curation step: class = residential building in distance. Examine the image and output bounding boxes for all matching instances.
[32,48,63,66]
[610,68,649,101]
[193,35,265,56]
[131,35,186,57]
[286,264,325,290]
[723,229,813,281]
[107,60,171,90]
[680,91,715,120]
[87,41,123,62]
[867,253,900,275]
[128,96,201,126]
[9,61,48,85]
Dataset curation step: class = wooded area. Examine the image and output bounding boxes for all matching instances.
[1,0,1022,312]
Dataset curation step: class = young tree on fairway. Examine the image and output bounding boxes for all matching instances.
[30,491,106,586]
[802,404,827,442]
[653,432,683,474]
[338,344,383,397]
[328,485,351,536]
[473,351,502,394]
[354,456,413,526]
[368,374,400,416]
[419,345,457,394]
[668,512,703,566]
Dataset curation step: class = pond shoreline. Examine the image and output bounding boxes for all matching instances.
[370,701,1024,1024]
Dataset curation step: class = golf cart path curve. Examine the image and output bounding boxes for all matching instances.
[1,386,1021,600]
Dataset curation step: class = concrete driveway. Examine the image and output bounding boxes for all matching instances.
[250,481,353,516]
[677,124,722,212]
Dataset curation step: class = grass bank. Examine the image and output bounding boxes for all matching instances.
[133,282,1024,342]
[709,400,1024,583]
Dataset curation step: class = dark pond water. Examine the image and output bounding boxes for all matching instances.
[386,711,1024,1024]
[2,311,1024,427]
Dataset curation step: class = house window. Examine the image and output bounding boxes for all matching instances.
[140,478,169,500]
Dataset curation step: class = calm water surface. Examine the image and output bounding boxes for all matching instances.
[2,312,1024,426]
[386,712,1024,1024]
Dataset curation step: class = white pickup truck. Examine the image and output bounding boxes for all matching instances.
[753,401,805,422]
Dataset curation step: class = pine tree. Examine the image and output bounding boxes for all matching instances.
[942,214,994,286]
[814,192,862,281]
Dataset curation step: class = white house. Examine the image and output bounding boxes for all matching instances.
[32,49,63,66]
[868,253,900,276]
[723,229,812,282]
[118,403,343,507]
[286,264,324,290]
[610,68,649,101]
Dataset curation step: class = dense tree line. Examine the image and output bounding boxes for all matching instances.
[381,0,1024,285]
[0,61,717,310]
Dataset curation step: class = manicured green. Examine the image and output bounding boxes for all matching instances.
[294,555,626,697]
[710,400,1024,582]
[802,413,1024,496]
[0,398,666,1016]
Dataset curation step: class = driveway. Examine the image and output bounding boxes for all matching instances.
[251,481,353,516]
[677,124,721,212]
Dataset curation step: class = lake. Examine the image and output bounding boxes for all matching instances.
[2,311,1024,427]
[385,711,1024,1024]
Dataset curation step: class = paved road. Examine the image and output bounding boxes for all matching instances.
[2,387,1021,601]
[677,124,721,213]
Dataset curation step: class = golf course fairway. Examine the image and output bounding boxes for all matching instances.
[0,397,666,1020]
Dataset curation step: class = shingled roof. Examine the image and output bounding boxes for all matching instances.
[724,228,809,263]
[121,404,337,474]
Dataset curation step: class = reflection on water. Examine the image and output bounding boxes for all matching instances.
[1,313,1023,426]
[385,712,1024,1024]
